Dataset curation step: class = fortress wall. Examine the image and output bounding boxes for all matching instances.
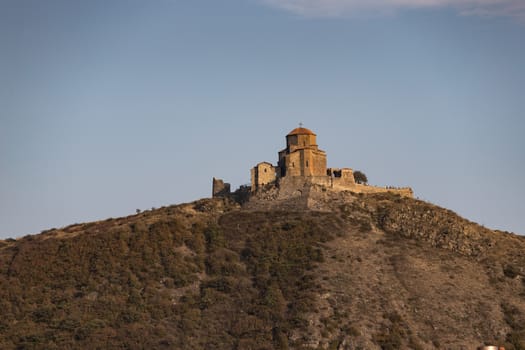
[331,181,357,192]
[329,182,413,197]
[277,176,330,199]
[278,175,413,198]
[351,184,413,197]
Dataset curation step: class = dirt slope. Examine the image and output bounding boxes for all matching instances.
[0,192,523,349]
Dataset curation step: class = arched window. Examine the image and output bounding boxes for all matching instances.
[306,160,309,167]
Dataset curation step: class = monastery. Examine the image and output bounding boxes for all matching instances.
[213,126,413,199]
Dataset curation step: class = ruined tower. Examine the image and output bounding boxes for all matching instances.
[212,177,231,197]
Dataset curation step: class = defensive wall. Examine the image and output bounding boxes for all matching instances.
[277,175,413,199]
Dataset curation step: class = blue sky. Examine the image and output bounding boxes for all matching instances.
[1,0,524,238]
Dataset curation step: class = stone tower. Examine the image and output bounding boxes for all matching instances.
[250,162,276,192]
[277,127,327,178]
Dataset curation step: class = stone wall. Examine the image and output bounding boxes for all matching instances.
[277,176,331,199]
[281,149,327,177]
[278,174,413,198]
[244,177,413,211]
[352,184,413,197]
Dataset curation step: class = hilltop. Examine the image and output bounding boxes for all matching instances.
[0,190,524,349]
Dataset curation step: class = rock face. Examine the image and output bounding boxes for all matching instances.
[0,192,524,349]
[374,196,496,257]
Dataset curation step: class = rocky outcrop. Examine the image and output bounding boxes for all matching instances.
[372,196,497,257]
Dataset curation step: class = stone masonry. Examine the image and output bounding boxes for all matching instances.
[251,127,413,198]
[212,126,413,199]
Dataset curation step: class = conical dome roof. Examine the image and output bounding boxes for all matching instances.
[286,127,316,136]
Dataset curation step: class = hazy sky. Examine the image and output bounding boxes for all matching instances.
[1,0,524,238]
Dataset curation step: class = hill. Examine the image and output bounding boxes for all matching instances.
[0,191,524,349]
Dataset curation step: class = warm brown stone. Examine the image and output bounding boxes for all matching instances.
[212,126,413,198]
[249,127,413,198]
[277,127,327,178]
[250,162,276,192]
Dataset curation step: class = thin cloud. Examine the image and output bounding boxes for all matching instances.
[261,0,525,21]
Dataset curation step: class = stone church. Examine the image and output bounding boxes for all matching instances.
[214,126,412,198]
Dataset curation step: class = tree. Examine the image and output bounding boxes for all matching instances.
[353,170,368,184]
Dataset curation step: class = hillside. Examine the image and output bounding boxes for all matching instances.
[0,191,524,349]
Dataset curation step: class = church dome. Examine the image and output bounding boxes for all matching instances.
[287,127,316,136]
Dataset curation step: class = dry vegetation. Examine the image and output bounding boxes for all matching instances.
[0,193,524,349]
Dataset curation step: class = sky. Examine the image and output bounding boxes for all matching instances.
[1,0,524,238]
